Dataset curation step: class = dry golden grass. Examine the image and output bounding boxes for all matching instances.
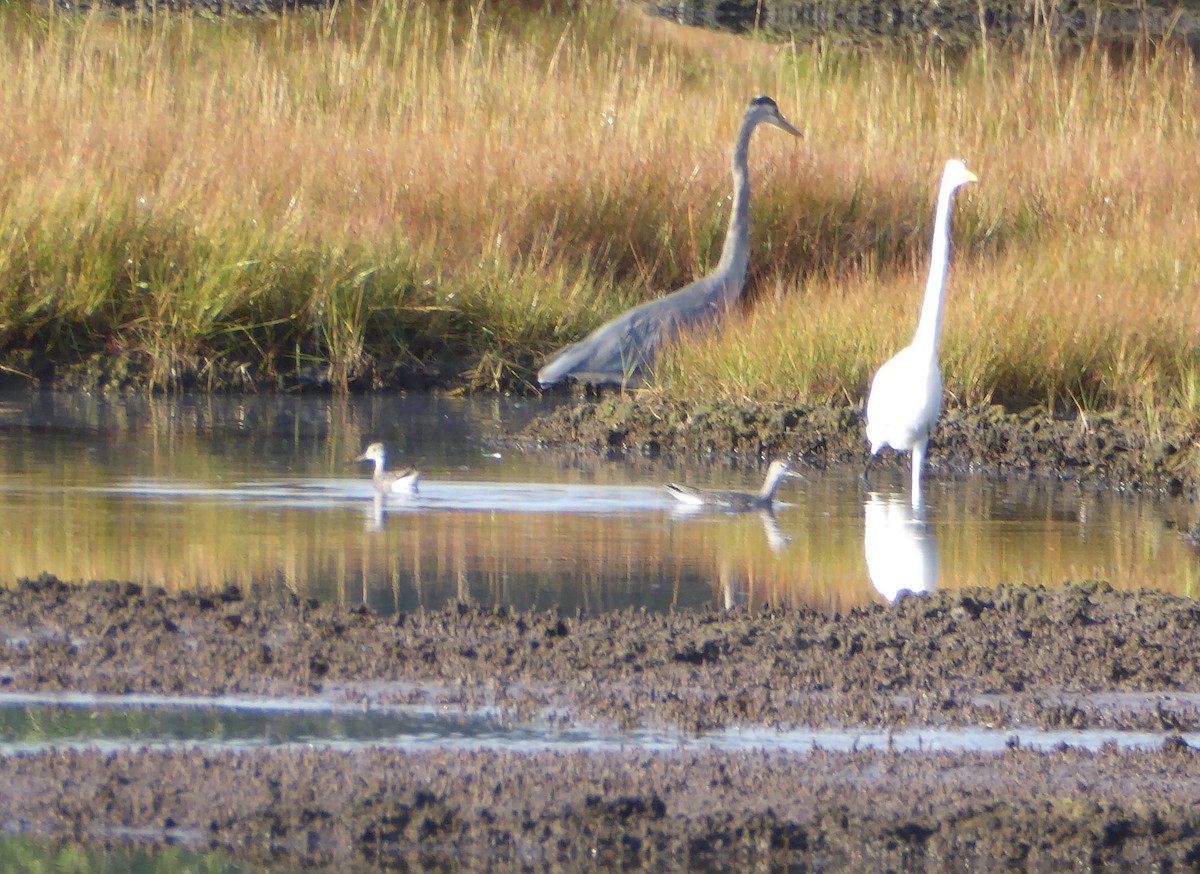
[661,42,1200,413]
[0,0,1198,409]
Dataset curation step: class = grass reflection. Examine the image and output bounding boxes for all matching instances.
[0,394,1195,613]
[1,470,1197,613]
[0,836,270,874]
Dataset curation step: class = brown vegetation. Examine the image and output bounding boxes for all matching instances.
[0,1,1196,411]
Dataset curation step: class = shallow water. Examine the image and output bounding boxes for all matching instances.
[0,390,1196,613]
[0,837,281,874]
[1,691,1195,756]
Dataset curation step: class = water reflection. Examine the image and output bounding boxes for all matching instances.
[758,511,792,553]
[668,505,792,553]
[0,391,1197,612]
[4,690,1200,756]
[0,837,266,874]
[863,492,939,602]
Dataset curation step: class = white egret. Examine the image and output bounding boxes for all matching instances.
[863,159,978,508]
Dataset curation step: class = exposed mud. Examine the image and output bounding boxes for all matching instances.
[4,575,1200,869]
[518,396,1200,496]
[7,741,1200,872]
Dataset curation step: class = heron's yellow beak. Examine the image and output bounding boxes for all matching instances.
[774,115,803,138]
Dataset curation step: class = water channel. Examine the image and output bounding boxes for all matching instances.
[0,837,276,874]
[0,390,1196,615]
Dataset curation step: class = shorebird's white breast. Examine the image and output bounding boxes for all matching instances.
[665,485,705,506]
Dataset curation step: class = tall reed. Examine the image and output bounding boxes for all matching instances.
[658,40,1200,415]
[0,0,1198,412]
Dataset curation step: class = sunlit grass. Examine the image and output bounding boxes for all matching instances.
[0,0,1198,409]
[0,0,728,389]
[659,41,1200,413]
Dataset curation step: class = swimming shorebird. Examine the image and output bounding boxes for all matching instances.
[355,442,420,495]
[664,460,803,511]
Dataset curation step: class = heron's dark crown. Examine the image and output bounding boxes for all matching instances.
[750,95,778,110]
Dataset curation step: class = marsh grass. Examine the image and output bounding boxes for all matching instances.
[660,39,1200,414]
[0,0,1199,410]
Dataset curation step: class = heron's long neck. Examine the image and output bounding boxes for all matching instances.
[712,113,758,300]
[371,456,386,476]
[910,181,957,363]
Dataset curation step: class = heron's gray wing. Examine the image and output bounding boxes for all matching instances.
[537,275,734,388]
[537,304,656,388]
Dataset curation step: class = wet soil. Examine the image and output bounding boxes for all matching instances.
[4,575,1200,869]
[518,396,1200,497]
[7,742,1200,872]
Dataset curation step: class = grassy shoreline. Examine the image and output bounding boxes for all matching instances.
[1,0,1199,415]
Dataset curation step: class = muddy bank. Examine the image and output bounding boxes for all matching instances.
[518,396,1200,495]
[5,575,1200,733]
[5,741,1200,871]
[0,344,500,395]
[4,576,1200,868]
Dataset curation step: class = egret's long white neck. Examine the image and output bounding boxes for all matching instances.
[910,176,959,363]
[712,111,759,301]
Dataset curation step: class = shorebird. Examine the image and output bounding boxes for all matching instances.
[664,460,803,511]
[355,442,420,495]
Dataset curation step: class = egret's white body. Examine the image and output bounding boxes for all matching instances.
[864,159,978,508]
[355,442,420,495]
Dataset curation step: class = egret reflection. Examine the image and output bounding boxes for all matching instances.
[863,493,939,602]
[718,562,745,611]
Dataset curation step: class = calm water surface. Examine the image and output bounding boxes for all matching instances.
[0,838,282,874]
[0,390,1196,612]
[3,690,1198,755]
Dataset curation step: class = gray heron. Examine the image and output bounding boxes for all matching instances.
[537,96,802,389]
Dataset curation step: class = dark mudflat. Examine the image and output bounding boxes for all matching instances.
[3,575,1200,869]
[4,741,1200,871]
[517,397,1199,496]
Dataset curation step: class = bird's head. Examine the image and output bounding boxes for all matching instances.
[942,159,979,191]
[768,459,806,481]
[355,442,387,464]
[747,96,803,138]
